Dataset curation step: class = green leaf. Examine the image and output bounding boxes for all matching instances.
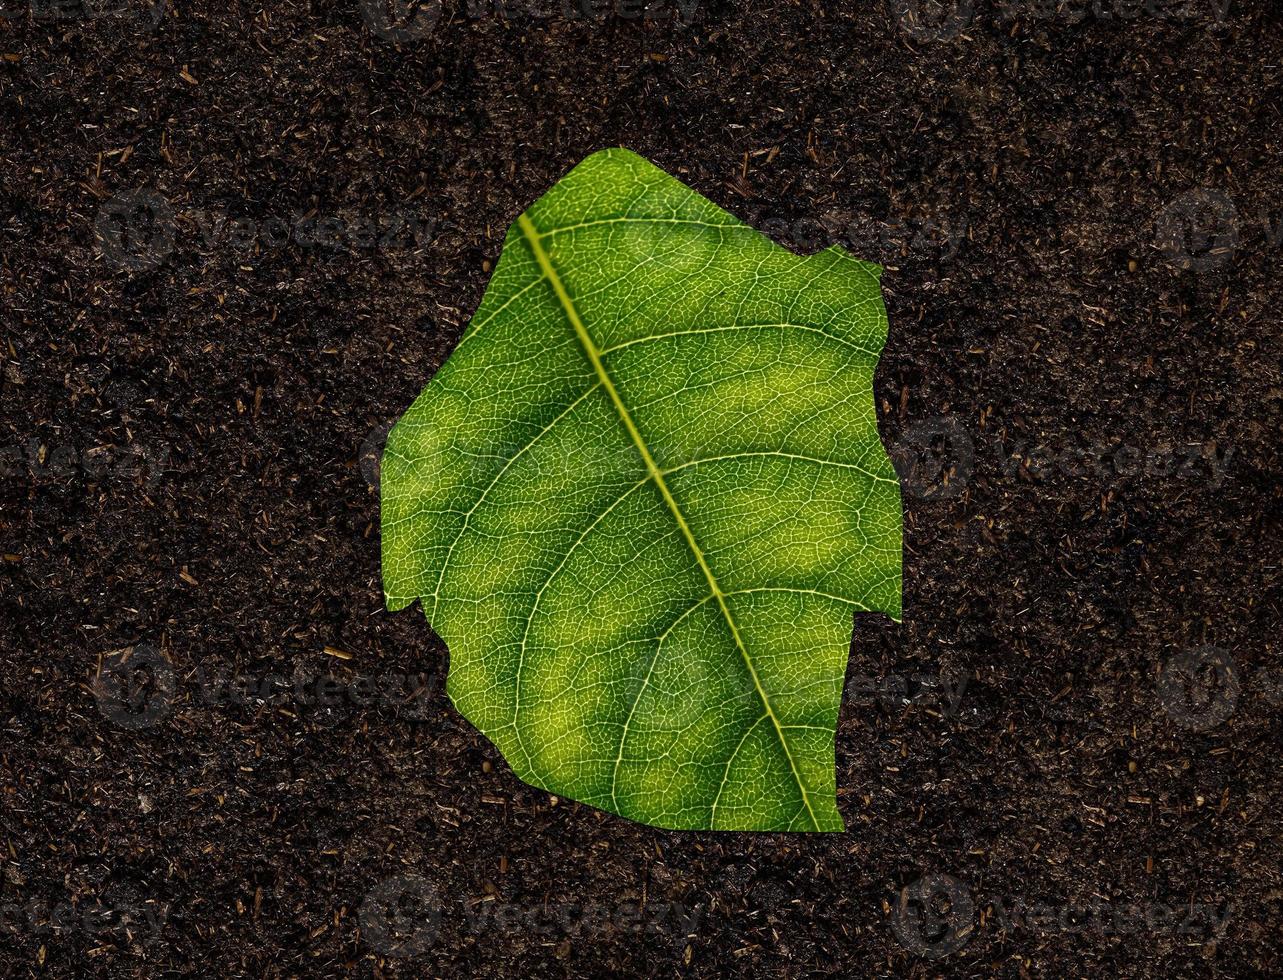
[382,148,902,831]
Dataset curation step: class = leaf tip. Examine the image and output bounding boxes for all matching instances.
[565,146,663,184]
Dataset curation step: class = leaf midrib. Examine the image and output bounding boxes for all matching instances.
[516,212,823,831]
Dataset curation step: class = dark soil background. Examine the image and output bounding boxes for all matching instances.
[2,0,1282,976]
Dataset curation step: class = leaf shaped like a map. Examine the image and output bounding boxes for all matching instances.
[382,149,902,831]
